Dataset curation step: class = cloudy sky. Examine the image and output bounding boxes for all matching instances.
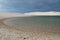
[0,0,60,13]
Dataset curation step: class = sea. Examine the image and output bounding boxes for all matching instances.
[4,16,60,33]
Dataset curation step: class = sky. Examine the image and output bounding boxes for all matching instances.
[0,0,60,13]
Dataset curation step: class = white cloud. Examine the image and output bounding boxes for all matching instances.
[0,12,60,19]
[24,12,60,16]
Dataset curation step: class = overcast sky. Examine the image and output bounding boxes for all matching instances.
[0,0,60,13]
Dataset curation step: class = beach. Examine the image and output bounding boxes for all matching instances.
[0,13,60,40]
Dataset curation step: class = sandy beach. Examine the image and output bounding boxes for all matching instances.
[0,13,60,40]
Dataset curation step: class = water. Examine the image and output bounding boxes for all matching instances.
[4,16,60,33]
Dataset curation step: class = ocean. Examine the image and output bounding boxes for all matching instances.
[4,16,60,33]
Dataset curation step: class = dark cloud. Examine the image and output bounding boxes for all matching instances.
[0,0,60,13]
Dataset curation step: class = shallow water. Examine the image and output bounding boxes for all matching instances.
[4,16,60,33]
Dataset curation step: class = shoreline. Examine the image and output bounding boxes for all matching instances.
[0,16,60,40]
[3,16,60,34]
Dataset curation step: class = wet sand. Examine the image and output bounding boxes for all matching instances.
[0,17,60,40]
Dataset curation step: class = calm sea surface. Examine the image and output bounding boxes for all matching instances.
[4,16,60,33]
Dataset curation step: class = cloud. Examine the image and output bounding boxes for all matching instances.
[0,0,60,13]
[0,12,60,19]
[24,12,60,16]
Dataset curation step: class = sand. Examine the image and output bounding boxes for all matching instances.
[0,13,60,40]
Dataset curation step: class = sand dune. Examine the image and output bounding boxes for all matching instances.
[0,12,60,40]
